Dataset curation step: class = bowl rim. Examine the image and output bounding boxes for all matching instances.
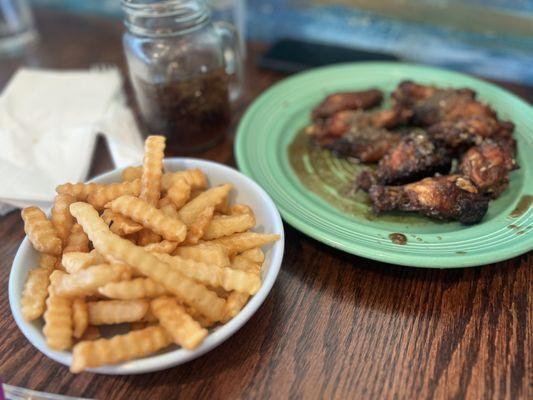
[9,157,285,375]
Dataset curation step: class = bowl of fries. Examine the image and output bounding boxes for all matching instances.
[9,136,284,374]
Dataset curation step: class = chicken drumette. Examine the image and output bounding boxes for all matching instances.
[311,88,383,120]
[459,139,518,198]
[369,175,489,224]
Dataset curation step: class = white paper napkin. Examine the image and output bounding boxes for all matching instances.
[0,67,144,215]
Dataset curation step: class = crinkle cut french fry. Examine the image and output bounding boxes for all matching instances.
[122,166,142,182]
[63,223,90,253]
[43,271,73,350]
[70,202,226,321]
[184,206,214,245]
[174,243,230,267]
[99,278,167,300]
[154,253,261,295]
[151,297,207,349]
[203,213,255,240]
[178,184,232,226]
[101,209,143,236]
[62,251,105,274]
[180,304,215,328]
[39,253,59,272]
[21,266,51,321]
[53,264,129,297]
[222,292,250,323]
[51,194,76,245]
[230,255,262,275]
[56,182,99,201]
[106,195,186,243]
[209,232,280,256]
[86,179,141,210]
[158,197,180,219]
[72,298,89,339]
[161,169,207,192]
[166,178,191,209]
[140,135,165,206]
[143,240,178,254]
[88,300,149,325]
[239,248,265,264]
[21,206,62,255]
[71,325,172,373]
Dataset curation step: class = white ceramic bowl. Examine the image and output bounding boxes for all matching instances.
[9,158,284,375]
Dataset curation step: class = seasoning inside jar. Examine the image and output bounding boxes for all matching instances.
[133,67,231,152]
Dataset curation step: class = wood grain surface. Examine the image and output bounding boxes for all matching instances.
[0,9,531,400]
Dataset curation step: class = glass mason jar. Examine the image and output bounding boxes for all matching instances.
[122,0,243,152]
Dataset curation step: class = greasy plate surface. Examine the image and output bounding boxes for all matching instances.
[9,158,284,374]
[235,63,533,268]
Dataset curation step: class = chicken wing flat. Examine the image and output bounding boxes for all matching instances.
[459,139,518,198]
[428,116,514,149]
[311,89,383,120]
[306,110,401,163]
[369,175,489,224]
[391,81,496,127]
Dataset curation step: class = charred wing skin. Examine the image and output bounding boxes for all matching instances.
[311,89,383,120]
[369,175,489,224]
[459,139,519,198]
[375,132,452,185]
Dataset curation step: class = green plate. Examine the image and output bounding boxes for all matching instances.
[235,63,533,268]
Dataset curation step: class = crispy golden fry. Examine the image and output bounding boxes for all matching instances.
[178,184,232,226]
[222,292,250,323]
[154,253,261,295]
[140,135,165,206]
[21,266,51,321]
[166,178,191,209]
[151,297,207,349]
[39,253,59,272]
[239,248,265,264]
[21,206,62,255]
[143,240,178,254]
[99,278,167,300]
[86,179,141,210]
[106,195,186,243]
[215,195,230,214]
[180,304,215,328]
[88,300,149,325]
[70,202,226,321]
[72,298,89,339]
[203,213,255,240]
[53,264,129,298]
[63,223,90,253]
[101,209,143,236]
[43,271,73,350]
[184,206,214,245]
[80,325,100,341]
[51,194,76,245]
[56,182,99,201]
[229,204,254,216]
[62,251,105,274]
[141,307,158,323]
[122,166,142,182]
[209,232,280,256]
[71,325,172,373]
[174,243,230,267]
[162,169,207,192]
[230,255,262,275]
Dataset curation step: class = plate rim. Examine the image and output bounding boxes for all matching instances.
[235,62,533,268]
[9,157,285,374]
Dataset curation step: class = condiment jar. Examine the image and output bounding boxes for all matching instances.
[122,0,243,152]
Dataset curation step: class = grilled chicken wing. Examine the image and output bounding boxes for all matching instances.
[459,139,518,198]
[306,110,401,162]
[311,89,383,120]
[369,175,489,224]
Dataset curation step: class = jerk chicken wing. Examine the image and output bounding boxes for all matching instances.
[369,175,489,224]
[459,139,518,198]
[311,88,383,120]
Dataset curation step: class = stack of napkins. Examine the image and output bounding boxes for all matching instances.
[0,67,144,215]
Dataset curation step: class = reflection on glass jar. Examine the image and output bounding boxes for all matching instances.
[122,0,242,152]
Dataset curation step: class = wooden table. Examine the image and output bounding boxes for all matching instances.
[0,10,531,400]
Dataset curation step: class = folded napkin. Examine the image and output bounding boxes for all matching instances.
[0,67,144,215]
